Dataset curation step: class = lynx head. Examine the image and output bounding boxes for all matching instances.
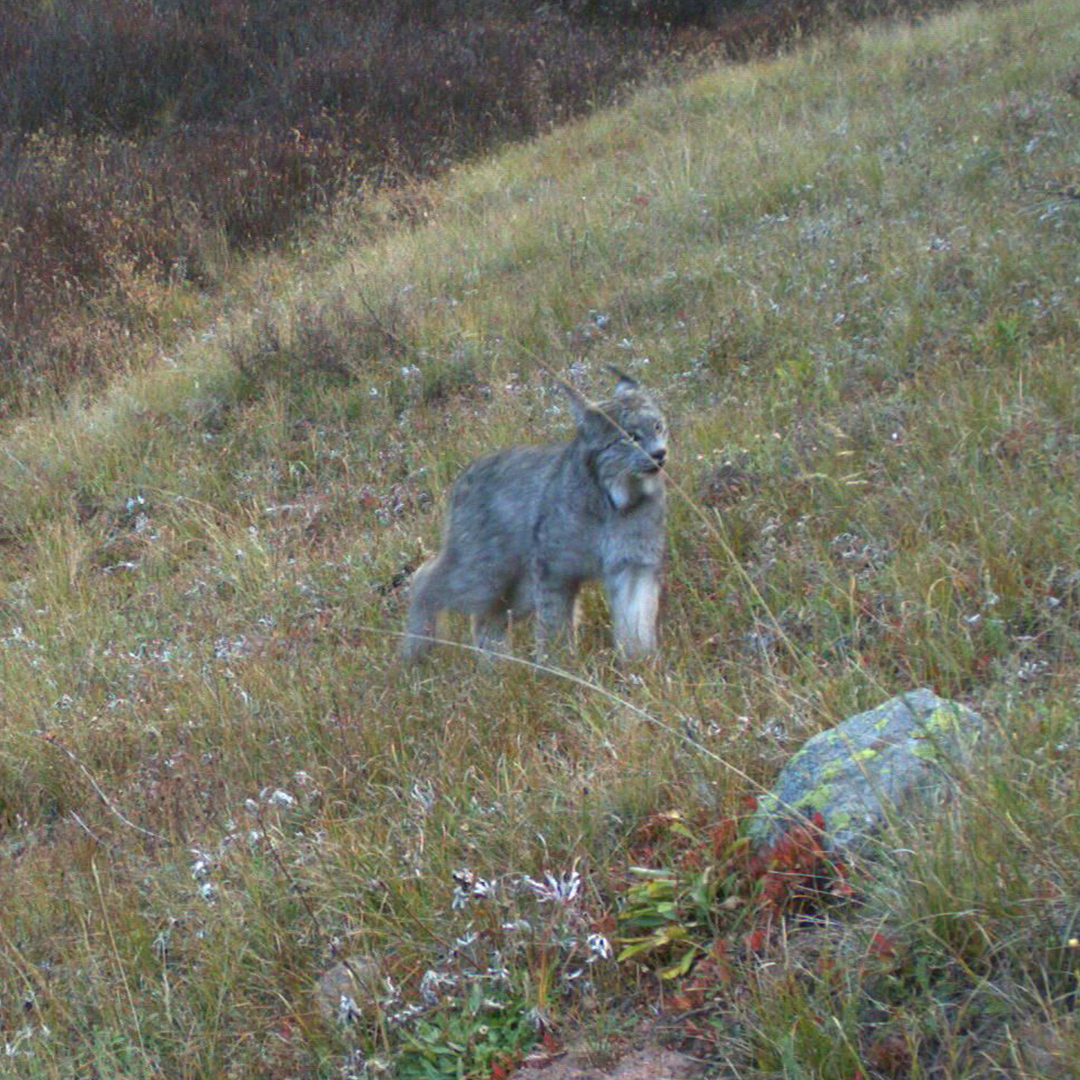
[564,367,668,511]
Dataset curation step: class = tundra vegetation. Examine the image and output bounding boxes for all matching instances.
[0,0,816,417]
[0,0,951,417]
[1,0,1080,1075]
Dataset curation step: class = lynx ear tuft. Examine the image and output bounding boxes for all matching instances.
[606,364,640,396]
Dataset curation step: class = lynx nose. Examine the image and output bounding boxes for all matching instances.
[650,448,667,468]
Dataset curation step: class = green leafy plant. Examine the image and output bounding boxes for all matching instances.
[396,983,536,1080]
[615,812,732,978]
[617,865,719,978]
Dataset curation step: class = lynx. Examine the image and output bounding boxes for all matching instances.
[402,368,668,663]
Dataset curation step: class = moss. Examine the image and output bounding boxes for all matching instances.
[911,741,941,762]
[917,705,962,737]
[818,759,844,783]
[794,780,842,814]
[910,704,979,762]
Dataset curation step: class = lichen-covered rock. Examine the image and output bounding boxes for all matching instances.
[747,689,984,854]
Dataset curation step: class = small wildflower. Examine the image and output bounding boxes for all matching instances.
[586,933,612,962]
[380,976,400,1006]
[523,869,581,905]
[198,881,216,902]
[337,995,362,1025]
[526,1006,550,1031]
[451,869,490,908]
[410,781,436,811]
[152,929,171,959]
[387,1003,424,1026]
[267,789,296,808]
[4,1026,36,1058]
[419,969,457,1004]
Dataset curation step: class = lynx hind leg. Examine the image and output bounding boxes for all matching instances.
[472,603,511,658]
[534,578,580,662]
[606,566,660,660]
[401,558,443,662]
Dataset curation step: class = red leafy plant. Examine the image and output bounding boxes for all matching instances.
[616,805,854,978]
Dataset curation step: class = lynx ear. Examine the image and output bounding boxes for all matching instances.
[559,380,594,425]
[606,365,640,396]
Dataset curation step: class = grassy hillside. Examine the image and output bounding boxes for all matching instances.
[0,0,962,419]
[0,0,670,416]
[1,0,1080,1074]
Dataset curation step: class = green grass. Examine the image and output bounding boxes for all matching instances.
[2,0,1080,1075]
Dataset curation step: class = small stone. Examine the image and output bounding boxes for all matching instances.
[314,956,381,1025]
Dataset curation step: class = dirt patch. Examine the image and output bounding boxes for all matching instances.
[515,1046,702,1080]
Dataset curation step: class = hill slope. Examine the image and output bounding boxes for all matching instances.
[2,0,1080,1075]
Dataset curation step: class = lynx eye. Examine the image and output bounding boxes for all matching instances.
[654,420,664,433]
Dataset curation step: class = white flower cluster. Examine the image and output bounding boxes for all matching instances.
[442,865,613,995]
[451,868,492,909]
[522,869,580,905]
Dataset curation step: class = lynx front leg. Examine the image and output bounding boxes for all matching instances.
[605,565,660,659]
